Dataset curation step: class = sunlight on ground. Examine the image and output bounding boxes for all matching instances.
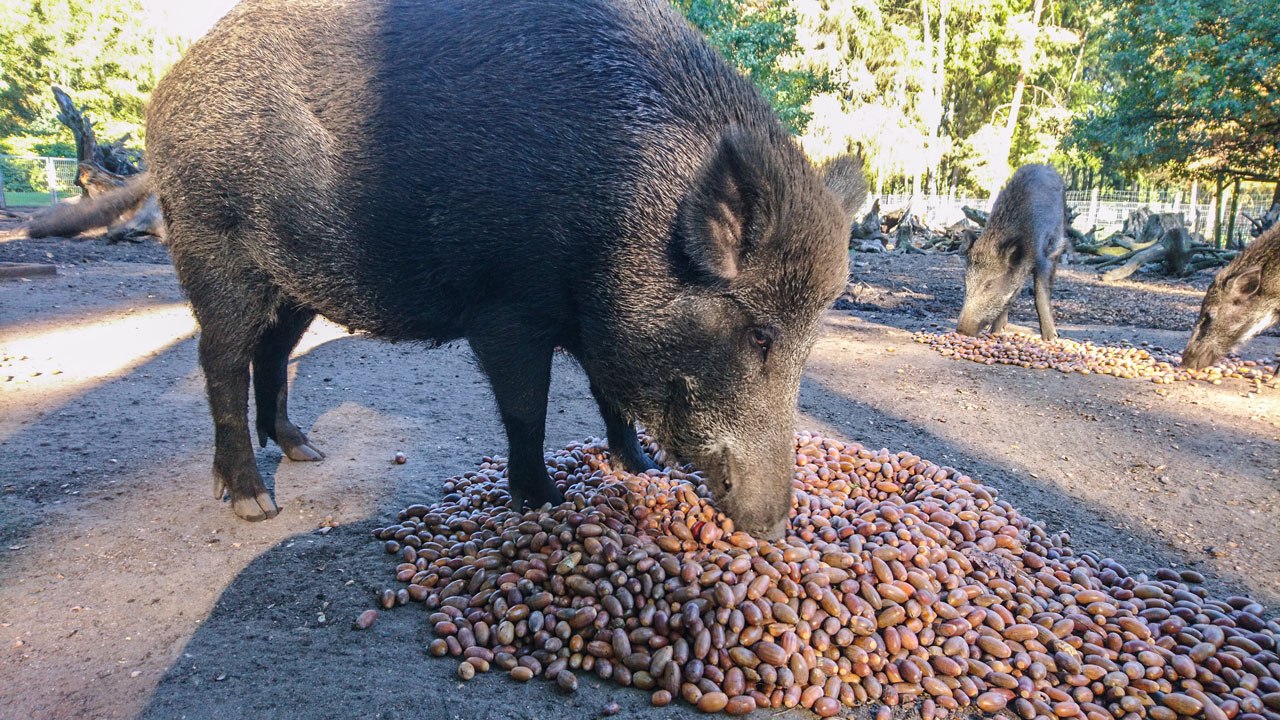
[0,303,196,390]
[0,308,361,442]
[294,318,357,356]
[1061,268,1210,299]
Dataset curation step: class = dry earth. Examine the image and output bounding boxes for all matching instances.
[2,225,1277,719]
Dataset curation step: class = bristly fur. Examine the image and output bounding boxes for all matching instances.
[957,164,1067,340]
[25,174,151,239]
[146,0,862,534]
[1182,222,1280,368]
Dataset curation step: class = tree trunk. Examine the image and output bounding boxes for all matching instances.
[1099,218,1198,282]
[52,86,143,192]
[45,86,162,241]
[1002,0,1045,170]
[1189,179,1199,233]
[1213,174,1225,248]
[1161,226,1191,276]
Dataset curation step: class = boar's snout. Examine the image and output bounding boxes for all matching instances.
[955,312,983,337]
[695,435,794,541]
[1180,341,1219,370]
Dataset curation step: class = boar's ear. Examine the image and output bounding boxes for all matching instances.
[676,127,768,282]
[1226,266,1262,301]
[820,154,868,222]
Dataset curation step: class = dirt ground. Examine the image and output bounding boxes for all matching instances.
[2,223,1278,720]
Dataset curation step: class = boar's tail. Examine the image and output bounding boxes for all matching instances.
[25,172,153,239]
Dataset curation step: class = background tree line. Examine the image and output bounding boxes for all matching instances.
[3,0,1276,199]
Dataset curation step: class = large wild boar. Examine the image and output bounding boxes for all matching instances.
[1182,223,1280,369]
[956,164,1068,340]
[136,0,864,538]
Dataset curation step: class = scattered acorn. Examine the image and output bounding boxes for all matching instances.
[915,331,1278,387]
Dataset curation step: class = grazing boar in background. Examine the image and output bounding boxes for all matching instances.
[142,0,865,538]
[956,164,1068,340]
[1182,223,1280,369]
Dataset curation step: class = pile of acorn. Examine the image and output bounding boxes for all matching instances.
[913,331,1278,387]
[369,434,1280,719]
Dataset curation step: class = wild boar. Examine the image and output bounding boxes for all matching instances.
[140,0,864,538]
[1182,223,1280,369]
[957,164,1068,340]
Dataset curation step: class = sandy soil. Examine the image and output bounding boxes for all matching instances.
[2,228,1277,720]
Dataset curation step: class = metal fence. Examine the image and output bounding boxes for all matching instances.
[0,155,80,208]
[1,156,1268,245]
[876,190,1270,246]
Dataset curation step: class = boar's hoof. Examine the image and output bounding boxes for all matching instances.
[510,483,565,512]
[282,439,325,462]
[275,425,325,462]
[618,450,660,475]
[231,491,280,521]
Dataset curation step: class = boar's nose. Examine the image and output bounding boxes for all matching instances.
[955,314,981,337]
[752,517,787,542]
[1181,344,1218,370]
[713,442,793,540]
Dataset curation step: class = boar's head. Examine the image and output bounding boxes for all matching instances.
[598,127,864,540]
[955,237,1030,336]
[1182,263,1277,369]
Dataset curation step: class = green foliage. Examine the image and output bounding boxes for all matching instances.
[0,0,182,155]
[782,0,1106,194]
[673,0,826,133]
[2,0,1257,195]
[1068,0,1280,180]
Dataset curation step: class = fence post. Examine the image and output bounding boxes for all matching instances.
[0,165,6,210]
[1226,177,1241,249]
[1188,180,1199,233]
[1213,174,1225,248]
[1088,186,1099,228]
[45,157,59,205]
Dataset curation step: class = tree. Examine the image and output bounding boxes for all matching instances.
[786,0,1097,196]
[0,0,182,154]
[673,0,827,133]
[1069,0,1280,181]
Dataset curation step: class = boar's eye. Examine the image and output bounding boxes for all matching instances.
[747,327,774,362]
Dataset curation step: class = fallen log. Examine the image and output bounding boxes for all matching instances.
[30,87,163,241]
[1099,225,1193,282]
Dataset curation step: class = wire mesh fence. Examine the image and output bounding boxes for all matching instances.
[875,189,1270,247]
[0,155,80,208]
[1,154,1269,248]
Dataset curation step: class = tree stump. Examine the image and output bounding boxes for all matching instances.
[40,87,161,242]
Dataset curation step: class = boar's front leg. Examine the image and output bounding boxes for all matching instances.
[589,381,659,474]
[469,330,564,510]
[990,308,1010,335]
[1034,260,1058,340]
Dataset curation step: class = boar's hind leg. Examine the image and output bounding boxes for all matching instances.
[469,331,565,510]
[589,382,659,474]
[1034,261,1058,340]
[193,293,279,521]
[253,302,323,462]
